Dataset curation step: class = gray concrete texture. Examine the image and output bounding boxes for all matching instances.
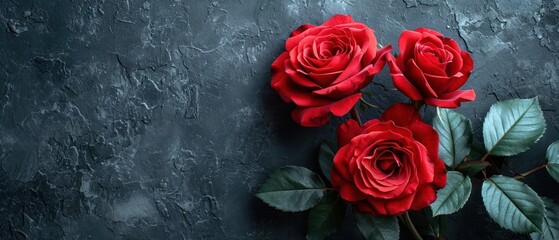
[0,0,558,239]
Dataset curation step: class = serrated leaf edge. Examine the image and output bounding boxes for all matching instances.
[484,98,546,156]
[431,171,472,216]
[483,176,544,233]
[306,193,346,240]
[255,166,326,212]
[435,109,472,168]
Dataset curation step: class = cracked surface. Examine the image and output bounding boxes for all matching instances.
[0,0,558,239]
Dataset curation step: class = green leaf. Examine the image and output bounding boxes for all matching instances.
[468,140,487,161]
[531,198,559,240]
[307,192,346,240]
[433,108,473,168]
[431,171,472,216]
[256,166,326,212]
[483,98,546,156]
[457,161,490,176]
[546,141,559,183]
[354,212,399,240]
[481,175,544,233]
[318,142,336,182]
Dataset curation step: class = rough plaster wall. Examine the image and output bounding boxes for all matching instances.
[0,0,558,239]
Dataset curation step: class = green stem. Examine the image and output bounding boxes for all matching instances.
[479,151,491,162]
[438,215,446,240]
[397,215,406,227]
[411,100,425,111]
[403,212,424,240]
[360,97,379,108]
[513,164,549,179]
[350,106,363,126]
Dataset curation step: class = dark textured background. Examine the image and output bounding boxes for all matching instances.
[1,0,558,239]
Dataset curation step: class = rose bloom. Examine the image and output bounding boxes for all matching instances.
[387,28,475,108]
[332,103,446,216]
[271,14,391,127]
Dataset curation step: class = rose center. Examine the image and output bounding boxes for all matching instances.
[375,152,401,175]
[314,35,351,60]
[419,45,454,65]
[319,42,344,58]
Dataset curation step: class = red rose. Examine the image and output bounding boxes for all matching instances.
[271,14,391,127]
[331,103,447,216]
[387,28,475,108]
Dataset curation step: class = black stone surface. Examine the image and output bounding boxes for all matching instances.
[1,0,558,239]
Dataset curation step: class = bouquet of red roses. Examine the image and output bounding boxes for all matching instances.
[257,15,558,240]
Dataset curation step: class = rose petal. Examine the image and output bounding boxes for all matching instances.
[338,182,368,202]
[423,73,452,94]
[411,142,435,183]
[432,157,447,189]
[350,127,420,199]
[380,103,421,127]
[356,169,401,196]
[327,45,366,87]
[446,51,474,92]
[443,37,462,52]
[360,28,378,65]
[271,52,289,86]
[307,70,343,87]
[312,64,370,98]
[333,161,369,202]
[322,14,354,26]
[314,46,391,98]
[303,54,350,87]
[424,89,476,108]
[353,200,380,215]
[290,24,315,37]
[291,93,362,127]
[332,145,354,181]
[387,54,423,100]
[272,52,322,105]
[407,59,439,98]
[337,119,363,148]
[291,106,331,127]
[443,41,463,76]
[416,33,444,50]
[410,184,437,210]
[415,28,444,37]
[407,120,440,159]
[360,121,414,140]
[397,30,422,70]
[303,51,350,74]
[286,26,325,51]
[363,193,415,216]
[415,46,448,76]
[330,93,362,116]
[362,118,382,129]
[353,145,408,198]
[272,72,332,107]
[285,67,320,90]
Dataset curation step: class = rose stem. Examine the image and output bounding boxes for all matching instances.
[350,106,363,126]
[397,215,414,237]
[403,211,424,240]
[438,215,446,240]
[479,151,491,162]
[410,100,424,111]
[359,97,379,108]
[513,164,556,180]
